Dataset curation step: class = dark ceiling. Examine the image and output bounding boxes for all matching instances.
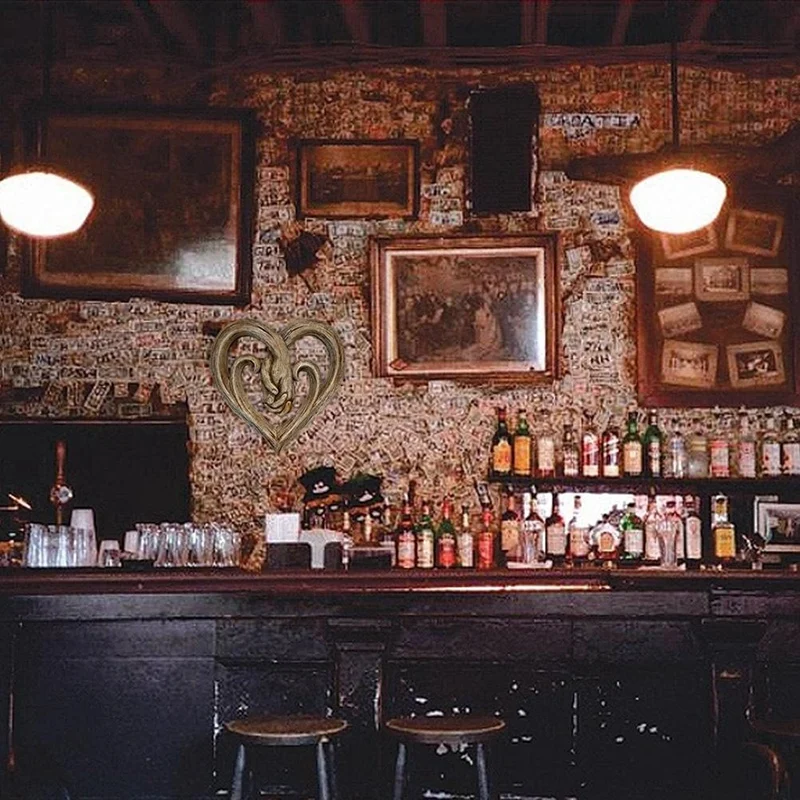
[0,1,797,71]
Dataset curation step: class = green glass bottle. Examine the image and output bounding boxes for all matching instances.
[622,411,643,477]
[642,411,663,478]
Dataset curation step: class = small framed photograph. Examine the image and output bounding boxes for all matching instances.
[741,301,786,339]
[758,502,800,552]
[371,233,559,382]
[655,267,693,296]
[727,341,786,388]
[694,257,750,302]
[753,495,779,539]
[296,139,419,219]
[661,340,718,388]
[751,267,789,296]
[725,208,784,258]
[657,302,703,338]
[660,225,718,261]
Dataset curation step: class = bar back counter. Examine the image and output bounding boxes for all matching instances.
[1,568,799,800]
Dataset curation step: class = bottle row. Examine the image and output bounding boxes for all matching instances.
[490,407,800,481]
[340,488,745,571]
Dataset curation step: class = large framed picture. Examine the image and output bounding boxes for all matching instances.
[637,187,799,406]
[296,139,419,219]
[370,233,559,382]
[23,107,255,304]
[757,501,800,554]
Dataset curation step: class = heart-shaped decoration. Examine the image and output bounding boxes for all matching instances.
[210,318,345,453]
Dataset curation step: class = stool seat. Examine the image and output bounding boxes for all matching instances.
[385,715,505,745]
[225,715,348,746]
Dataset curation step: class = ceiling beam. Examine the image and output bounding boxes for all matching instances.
[340,0,370,43]
[686,0,719,41]
[520,0,535,44]
[611,0,636,46]
[535,0,551,45]
[248,0,283,47]
[421,0,447,47]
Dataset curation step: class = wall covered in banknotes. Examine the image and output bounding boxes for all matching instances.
[0,63,798,531]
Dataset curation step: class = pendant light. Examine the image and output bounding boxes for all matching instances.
[629,1,726,235]
[0,3,94,238]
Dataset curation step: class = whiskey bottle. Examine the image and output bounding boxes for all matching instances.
[782,416,800,476]
[591,513,620,566]
[521,490,545,564]
[513,410,532,477]
[735,408,757,479]
[415,501,435,568]
[458,504,475,569]
[622,412,643,477]
[601,423,621,478]
[436,497,457,568]
[712,494,736,565]
[536,418,556,478]
[500,488,521,564]
[477,508,496,570]
[567,495,591,565]
[491,408,512,477]
[396,496,416,569]
[545,493,567,565]
[760,416,782,477]
[642,411,663,478]
[581,415,600,478]
[709,407,731,478]
[683,496,703,569]
[562,423,580,478]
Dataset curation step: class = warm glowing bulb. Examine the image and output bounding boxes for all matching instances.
[630,168,726,235]
[0,171,94,238]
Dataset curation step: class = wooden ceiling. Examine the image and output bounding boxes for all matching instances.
[0,0,797,72]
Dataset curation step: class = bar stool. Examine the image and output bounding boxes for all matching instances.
[224,715,348,800]
[385,715,506,800]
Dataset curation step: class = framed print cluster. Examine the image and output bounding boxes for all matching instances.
[296,139,419,219]
[370,234,559,383]
[23,107,254,304]
[637,189,798,406]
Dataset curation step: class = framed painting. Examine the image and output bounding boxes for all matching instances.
[23,107,254,304]
[296,139,419,219]
[370,233,559,382]
[758,501,800,554]
[637,186,799,406]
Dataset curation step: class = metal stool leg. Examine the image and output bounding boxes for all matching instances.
[325,740,339,800]
[230,743,246,800]
[476,742,490,800]
[316,740,331,800]
[392,742,407,800]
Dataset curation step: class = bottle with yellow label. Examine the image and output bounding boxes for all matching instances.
[712,494,736,565]
[513,410,532,476]
[491,408,512,477]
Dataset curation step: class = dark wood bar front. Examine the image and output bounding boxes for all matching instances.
[2,569,799,800]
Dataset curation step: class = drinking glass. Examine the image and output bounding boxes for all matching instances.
[657,519,679,569]
[97,539,121,568]
[23,523,48,567]
[73,527,98,567]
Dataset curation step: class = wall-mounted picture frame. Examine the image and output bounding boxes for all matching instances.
[370,233,559,383]
[757,501,800,553]
[296,139,419,219]
[637,186,799,407]
[23,107,254,304]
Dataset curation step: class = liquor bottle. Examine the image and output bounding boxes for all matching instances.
[415,501,435,568]
[521,490,545,564]
[477,508,495,570]
[709,407,731,479]
[458,504,475,568]
[536,418,556,478]
[643,495,663,564]
[436,497,457,568]
[642,411,663,478]
[619,502,644,564]
[683,496,703,569]
[396,496,416,569]
[545,493,567,565]
[500,488,521,564]
[341,510,353,569]
[622,411,643,477]
[782,416,800,476]
[687,417,709,478]
[601,422,621,478]
[666,418,688,478]
[581,415,601,478]
[562,423,580,478]
[568,495,591,565]
[590,513,620,565]
[735,408,757,479]
[711,494,736,565]
[491,408,512,477]
[659,500,682,569]
[378,499,396,567]
[513,410,532,477]
[760,415,782,477]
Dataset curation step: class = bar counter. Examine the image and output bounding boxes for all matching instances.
[2,568,800,800]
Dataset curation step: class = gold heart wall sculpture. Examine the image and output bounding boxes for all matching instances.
[210,319,345,453]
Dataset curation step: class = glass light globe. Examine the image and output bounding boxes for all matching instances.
[630,168,726,235]
[0,170,94,238]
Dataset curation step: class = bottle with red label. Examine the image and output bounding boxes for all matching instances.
[709,407,731,478]
[581,415,600,477]
[396,495,416,569]
[477,507,496,570]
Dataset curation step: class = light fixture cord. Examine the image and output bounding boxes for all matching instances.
[36,0,54,162]
[669,0,680,149]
